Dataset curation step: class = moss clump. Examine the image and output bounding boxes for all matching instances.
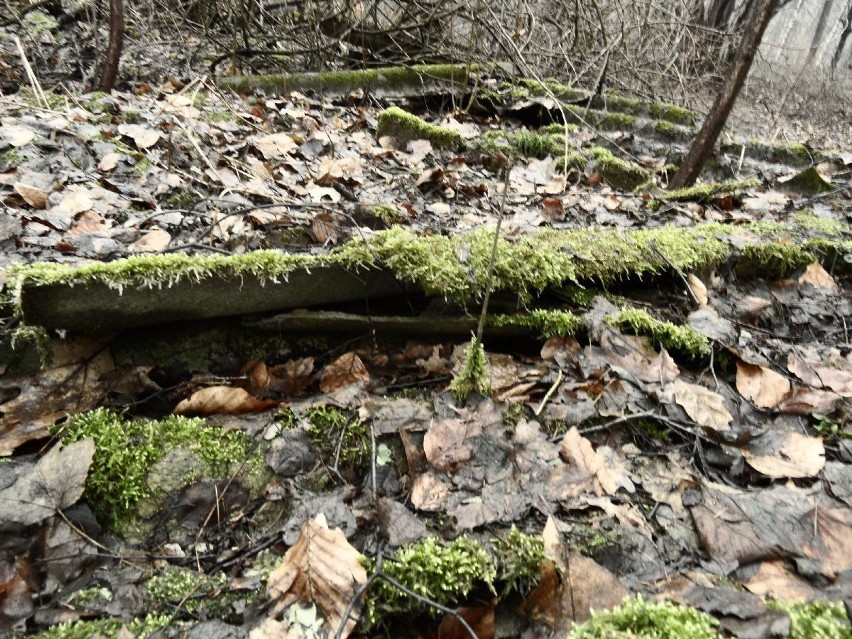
[768,600,850,639]
[596,111,639,131]
[372,203,405,225]
[376,107,465,150]
[1,148,26,170]
[133,157,153,176]
[654,120,677,137]
[587,147,651,190]
[541,123,580,135]
[475,129,566,161]
[161,189,199,210]
[519,78,588,102]
[738,242,817,279]
[649,102,696,126]
[450,337,491,401]
[605,308,711,357]
[145,566,228,615]
[364,536,496,624]
[664,178,761,201]
[52,408,255,529]
[568,595,719,638]
[492,526,545,596]
[301,406,370,480]
[29,614,172,639]
[491,310,582,338]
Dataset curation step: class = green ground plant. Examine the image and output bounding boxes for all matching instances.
[567,595,720,638]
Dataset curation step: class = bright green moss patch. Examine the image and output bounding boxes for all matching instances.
[491,309,582,338]
[519,78,588,102]
[450,336,492,401]
[606,308,712,357]
[376,106,465,150]
[52,408,256,529]
[768,600,851,639]
[568,595,719,638]
[649,101,696,126]
[30,614,172,639]
[664,178,761,201]
[586,147,651,190]
[303,405,370,480]
[145,566,228,615]
[364,535,496,624]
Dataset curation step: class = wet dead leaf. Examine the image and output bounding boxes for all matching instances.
[13,183,48,208]
[668,379,732,433]
[128,228,171,253]
[173,386,278,416]
[0,438,94,530]
[117,123,162,149]
[788,353,852,397]
[560,427,635,496]
[687,273,708,307]
[742,431,825,478]
[265,514,367,638]
[251,132,297,159]
[434,599,496,639]
[735,361,791,408]
[424,418,481,472]
[798,262,838,291]
[319,352,370,393]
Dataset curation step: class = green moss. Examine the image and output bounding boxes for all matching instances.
[1,148,26,169]
[301,406,369,480]
[450,336,491,401]
[491,309,582,338]
[654,120,677,136]
[596,111,638,131]
[364,536,496,624]
[29,614,172,639]
[492,526,546,596]
[376,107,465,150]
[206,110,235,123]
[767,600,850,639]
[541,123,579,135]
[133,157,153,176]
[568,595,719,638]
[83,91,109,114]
[161,189,198,209]
[372,203,405,225]
[649,102,696,126]
[145,566,227,614]
[738,242,816,279]
[587,147,651,190]
[606,308,711,357]
[520,78,588,102]
[22,9,58,36]
[18,87,65,110]
[475,129,565,161]
[52,408,256,530]
[664,177,761,201]
[218,63,474,97]
[122,109,140,124]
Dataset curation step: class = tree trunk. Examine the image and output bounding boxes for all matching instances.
[668,0,780,189]
[96,0,124,92]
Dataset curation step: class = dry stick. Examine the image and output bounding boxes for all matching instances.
[475,166,513,344]
[14,35,47,108]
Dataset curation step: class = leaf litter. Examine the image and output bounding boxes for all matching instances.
[0,60,851,639]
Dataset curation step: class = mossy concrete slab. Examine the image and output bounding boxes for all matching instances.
[217,63,475,98]
[20,265,405,332]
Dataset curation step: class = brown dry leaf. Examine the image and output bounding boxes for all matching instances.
[265,514,367,638]
[798,262,838,291]
[319,352,370,393]
[735,361,791,409]
[128,228,171,253]
[788,353,852,397]
[560,427,635,496]
[269,357,315,397]
[0,438,95,529]
[590,331,679,386]
[68,210,107,235]
[13,183,48,208]
[777,387,840,415]
[117,123,162,149]
[2,123,35,147]
[251,132,297,159]
[173,386,278,416]
[668,379,732,433]
[686,273,708,307]
[424,418,481,472]
[434,599,497,639]
[521,516,628,633]
[316,157,361,185]
[1,338,114,455]
[98,152,121,172]
[54,188,94,214]
[241,360,272,398]
[311,212,339,244]
[742,431,825,478]
[742,560,822,603]
[410,471,452,511]
[306,182,341,204]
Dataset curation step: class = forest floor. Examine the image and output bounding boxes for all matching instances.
[1,8,852,639]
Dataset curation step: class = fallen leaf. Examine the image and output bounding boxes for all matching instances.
[687,273,708,307]
[173,386,278,416]
[788,353,852,397]
[424,418,480,471]
[117,123,162,149]
[128,228,171,253]
[742,431,825,478]
[319,352,370,393]
[14,183,48,209]
[251,132,297,159]
[265,514,367,638]
[797,262,838,291]
[98,152,121,172]
[1,124,35,147]
[668,379,732,433]
[561,427,634,496]
[0,438,95,530]
[735,361,791,408]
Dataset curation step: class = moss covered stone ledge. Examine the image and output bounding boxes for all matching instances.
[11,215,849,333]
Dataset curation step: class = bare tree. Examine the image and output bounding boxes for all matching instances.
[668,0,780,189]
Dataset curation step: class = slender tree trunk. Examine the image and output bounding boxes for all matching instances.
[668,0,780,189]
[96,0,124,92]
